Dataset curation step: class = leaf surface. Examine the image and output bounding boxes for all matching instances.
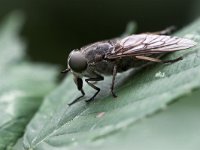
[0,13,58,149]
[17,19,200,150]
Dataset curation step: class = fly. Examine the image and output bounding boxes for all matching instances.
[62,27,197,105]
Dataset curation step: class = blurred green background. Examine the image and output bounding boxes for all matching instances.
[0,0,199,66]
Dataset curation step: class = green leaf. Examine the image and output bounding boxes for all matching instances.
[121,21,137,37]
[16,19,200,150]
[0,12,25,67]
[0,13,58,149]
[65,89,200,150]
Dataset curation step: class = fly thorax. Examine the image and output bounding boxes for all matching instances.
[68,50,88,73]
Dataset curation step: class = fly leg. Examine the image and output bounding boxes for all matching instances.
[135,55,182,64]
[68,77,85,106]
[85,74,104,103]
[162,57,183,63]
[148,26,176,35]
[111,65,117,97]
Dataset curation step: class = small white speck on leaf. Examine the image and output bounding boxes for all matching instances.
[155,71,165,78]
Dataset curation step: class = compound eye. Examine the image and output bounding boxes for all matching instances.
[68,51,87,73]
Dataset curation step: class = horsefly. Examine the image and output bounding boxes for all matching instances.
[62,27,196,105]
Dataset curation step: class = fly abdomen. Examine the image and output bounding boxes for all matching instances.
[94,56,148,75]
[116,57,147,73]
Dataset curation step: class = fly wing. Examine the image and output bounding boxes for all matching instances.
[106,34,197,59]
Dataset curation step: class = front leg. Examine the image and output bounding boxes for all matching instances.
[85,73,104,102]
[68,76,85,106]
